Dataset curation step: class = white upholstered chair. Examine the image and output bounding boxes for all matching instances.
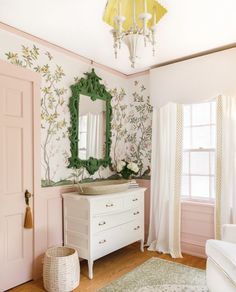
[206,224,236,292]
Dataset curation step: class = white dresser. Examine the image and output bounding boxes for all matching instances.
[62,188,145,279]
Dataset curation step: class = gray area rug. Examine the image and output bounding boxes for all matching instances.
[98,257,208,292]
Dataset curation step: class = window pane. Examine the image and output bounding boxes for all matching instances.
[184,105,191,126]
[211,102,216,124]
[192,126,211,148]
[191,176,210,198]
[79,132,87,149]
[210,152,215,175]
[181,176,189,197]
[210,125,216,148]
[192,103,211,126]
[183,127,191,149]
[182,152,189,174]
[182,101,216,200]
[190,152,209,175]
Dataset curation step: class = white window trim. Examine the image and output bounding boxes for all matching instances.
[181,102,216,202]
[183,148,215,152]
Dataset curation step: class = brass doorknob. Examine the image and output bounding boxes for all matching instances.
[25,190,32,206]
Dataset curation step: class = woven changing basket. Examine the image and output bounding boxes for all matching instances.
[43,246,80,292]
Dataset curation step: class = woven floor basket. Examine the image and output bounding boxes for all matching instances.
[43,246,80,292]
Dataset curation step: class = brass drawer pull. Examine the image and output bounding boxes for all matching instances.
[98,221,106,226]
[106,203,114,207]
[132,198,138,202]
[99,239,106,244]
[134,226,140,230]
[133,211,140,216]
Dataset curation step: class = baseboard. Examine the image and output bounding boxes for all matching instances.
[181,241,206,258]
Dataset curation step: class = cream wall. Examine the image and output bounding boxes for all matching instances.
[150,48,236,107]
[148,49,236,257]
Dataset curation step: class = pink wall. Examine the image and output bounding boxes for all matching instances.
[34,185,75,278]
[181,201,215,258]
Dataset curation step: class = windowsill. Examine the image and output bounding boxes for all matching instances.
[181,199,215,207]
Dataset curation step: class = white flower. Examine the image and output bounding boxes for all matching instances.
[127,162,133,170]
[133,165,139,173]
[127,162,139,173]
[117,160,126,172]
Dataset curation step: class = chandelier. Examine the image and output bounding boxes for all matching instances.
[103,0,167,68]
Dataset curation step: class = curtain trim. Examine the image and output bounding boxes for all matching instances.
[171,104,183,258]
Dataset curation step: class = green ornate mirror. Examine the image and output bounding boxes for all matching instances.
[68,69,112,175]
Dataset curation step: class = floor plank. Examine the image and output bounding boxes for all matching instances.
[9,243,206,292]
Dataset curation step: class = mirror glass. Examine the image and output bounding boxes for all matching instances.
[78,95,106,160]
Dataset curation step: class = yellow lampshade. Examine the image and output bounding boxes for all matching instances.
[103,0,167,30]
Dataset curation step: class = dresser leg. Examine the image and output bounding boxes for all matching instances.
[88,259,94,279]
[140,239,144,252]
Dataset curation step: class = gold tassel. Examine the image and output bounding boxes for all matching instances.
[24,206,33,229]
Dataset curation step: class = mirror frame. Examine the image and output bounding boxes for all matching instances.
[68,69,112,175]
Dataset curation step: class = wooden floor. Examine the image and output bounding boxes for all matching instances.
[9,243,206,292]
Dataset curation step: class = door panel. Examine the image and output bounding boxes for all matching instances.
[6,127,23,193]
[6,213,24,261]
[5,87,23,118]
[0,74,33,291]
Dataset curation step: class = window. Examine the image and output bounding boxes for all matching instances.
[181,101,216,201]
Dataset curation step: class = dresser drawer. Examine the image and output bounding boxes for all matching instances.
[91,196,124,215]
[92,208,143,233]
[124,191,144,209]
[92,219,143,260]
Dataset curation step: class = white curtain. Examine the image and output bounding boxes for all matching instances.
[87,112,104,159]
[147,103,183,258]
[215,95,236,238]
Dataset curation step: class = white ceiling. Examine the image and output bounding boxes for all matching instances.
[0,0,236,75]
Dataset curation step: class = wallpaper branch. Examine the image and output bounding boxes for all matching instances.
[4,41,152,187]
[126,82,152,176]
[111,82,152,176]
[110,87,128,166]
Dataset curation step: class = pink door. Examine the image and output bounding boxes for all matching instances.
[0,69,34,290]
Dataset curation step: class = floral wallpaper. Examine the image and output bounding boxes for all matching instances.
[110,83,152,176]
[3,38,152,187]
